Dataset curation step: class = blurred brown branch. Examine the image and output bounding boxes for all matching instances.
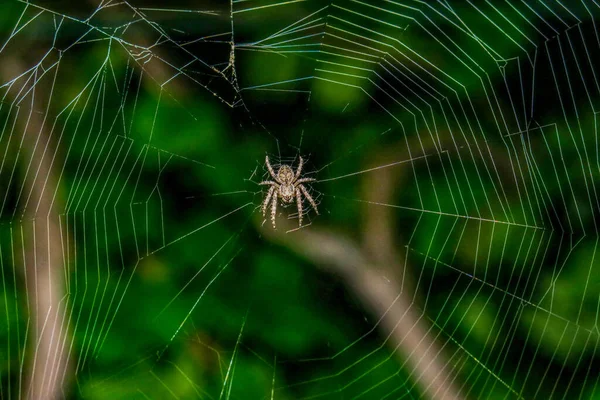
[1,56,71,399]
[258,215,463,399]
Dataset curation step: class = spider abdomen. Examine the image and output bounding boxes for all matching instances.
[277,165,294,183]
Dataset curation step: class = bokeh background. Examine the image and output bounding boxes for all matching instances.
[1,1,599,399]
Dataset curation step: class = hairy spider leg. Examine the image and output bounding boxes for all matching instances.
[262,185,275,216]
[299,184,319,215]
[296,190,304,226]
[265,156,280,183]
[270,190,278,228]
[294,156,304,180]
[295,177,315,185]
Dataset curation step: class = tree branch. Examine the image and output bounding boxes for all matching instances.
[1,56,71,400]
[259,216,463,399]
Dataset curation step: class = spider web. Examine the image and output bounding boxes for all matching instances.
[1,0,599,399]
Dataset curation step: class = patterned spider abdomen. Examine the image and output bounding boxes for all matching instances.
[277,165,294,183]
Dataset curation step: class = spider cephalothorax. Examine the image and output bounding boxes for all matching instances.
[260,156,319,229]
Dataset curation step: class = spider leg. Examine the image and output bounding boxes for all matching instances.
[294,156,304,180]
[271,189,279,229]
[262,186,275,216]
[296,189,304,227]
[298,184,319,215]
[259,180,277,186]
[295,177,315,184]
[265,156,281,184]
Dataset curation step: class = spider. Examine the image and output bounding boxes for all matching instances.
[260,156,319,229]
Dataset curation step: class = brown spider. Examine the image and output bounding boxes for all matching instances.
[260,156,319,229]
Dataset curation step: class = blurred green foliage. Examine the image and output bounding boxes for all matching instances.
[1,1,600,399]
